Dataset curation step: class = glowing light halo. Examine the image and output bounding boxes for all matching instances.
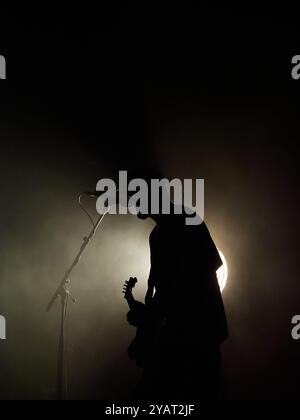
[217,250,228,292]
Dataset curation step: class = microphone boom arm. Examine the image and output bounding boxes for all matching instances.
[47,210,108,313]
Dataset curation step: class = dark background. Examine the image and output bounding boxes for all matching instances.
[0,5,299,400]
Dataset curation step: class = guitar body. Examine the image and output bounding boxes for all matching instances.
[127,316,156,368]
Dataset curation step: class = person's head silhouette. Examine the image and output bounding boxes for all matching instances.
[126,168,176,223]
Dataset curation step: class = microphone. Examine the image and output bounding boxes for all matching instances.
[81,190,122,207]
[82,189,120,198]
[82,191,102,198]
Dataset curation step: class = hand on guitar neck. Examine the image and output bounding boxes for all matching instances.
[123,277,147,327]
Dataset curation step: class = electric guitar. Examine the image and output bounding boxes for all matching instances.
[123,277,159,367]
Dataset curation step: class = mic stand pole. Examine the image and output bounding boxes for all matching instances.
[47,211,108,400]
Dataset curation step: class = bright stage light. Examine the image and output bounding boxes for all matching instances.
[217,250,228,292]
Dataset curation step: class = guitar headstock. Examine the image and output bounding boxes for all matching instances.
[123,277,138,300]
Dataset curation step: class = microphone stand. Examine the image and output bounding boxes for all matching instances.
[47,210,108,400]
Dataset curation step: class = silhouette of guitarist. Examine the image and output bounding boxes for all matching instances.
[123,170,229,400]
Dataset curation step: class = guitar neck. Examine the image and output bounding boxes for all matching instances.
[125,292,136,311]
